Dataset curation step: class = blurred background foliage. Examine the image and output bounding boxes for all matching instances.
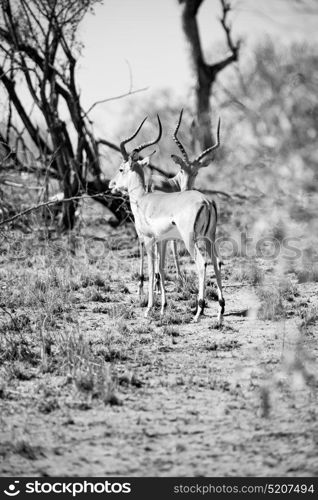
[109,39,318,278]
[1,32,318,279]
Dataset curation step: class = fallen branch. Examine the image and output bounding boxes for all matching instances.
[222,283,254,288]
[2,180,42,189]
[224,308,249,317]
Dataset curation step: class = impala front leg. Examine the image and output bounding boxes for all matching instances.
[138,240,145,297]
[154,242,161,293]
[154,241,167,293]
[145,239,155,318]
[158,243,167,315]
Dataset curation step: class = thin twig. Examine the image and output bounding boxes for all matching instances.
[2,180,42,189]
[202,189,232,199]
[223,283,253,288]
[125,59,133,93]
[0,305,19,329]
[0,192,121,227]
[84,87,148,117]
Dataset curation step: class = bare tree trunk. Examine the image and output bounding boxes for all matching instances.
[179,0,240,150]
[0,0,150,229]
[0,66,52,155]
[196,73,214,149]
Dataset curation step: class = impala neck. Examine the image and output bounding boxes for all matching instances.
[151,172,191,192]
[128,164,147,205]
[176,171,195,192]
[170,174,183,191]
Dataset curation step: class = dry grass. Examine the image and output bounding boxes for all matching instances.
[299,305,318,330]
[0,238,127,409]
[257,278,299,321]
[232,261,264,286]
[0,221,317,476]
[1,40,318,476]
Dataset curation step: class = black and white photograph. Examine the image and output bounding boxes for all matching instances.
[0,0,318,483]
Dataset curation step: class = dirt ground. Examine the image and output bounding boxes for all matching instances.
[0,226,317,477]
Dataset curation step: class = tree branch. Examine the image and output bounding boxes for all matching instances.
[96,138,120,153]
[209,0,240,75]
[180,0,205,70]
[84,87,149,118]
[0,192,116,227]
[0,64,52,154]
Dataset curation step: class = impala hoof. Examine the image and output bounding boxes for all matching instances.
[217,315,223,326]
[144,308,153,318]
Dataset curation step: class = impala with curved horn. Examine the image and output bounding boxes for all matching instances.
[151,109,221,291]
[128,111,219,296]
[118,115,163,296]
[171,110,221,178]
[110,115,225,324]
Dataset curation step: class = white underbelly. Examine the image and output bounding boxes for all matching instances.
[136,217,182,241]
[155,226,181,241]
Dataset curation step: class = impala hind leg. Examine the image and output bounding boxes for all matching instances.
[178,234,204,322]
[210,243,225,325]
[193,244,207,322]
[154,241,166,293]
[158,244,167,315]
[145,240,155,318]
[171,240,182,279]
[138,240,145,297]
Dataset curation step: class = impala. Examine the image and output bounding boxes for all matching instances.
[151,109,221,291]
[126,111,193,295]
[110,116,225,324]
[136,110,221,294]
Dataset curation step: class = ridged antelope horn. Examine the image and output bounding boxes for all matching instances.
[119,116,148,160]
[195,117,221,163]
[172,109,189,164]
[133,115,162,154]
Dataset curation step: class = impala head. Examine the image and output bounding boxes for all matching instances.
[171,109,221,187]
[110,115,162,194]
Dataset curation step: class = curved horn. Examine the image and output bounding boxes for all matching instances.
[120,116,148,160]
[172,109,189,164]
[195,117,221,163]
[133,114,162,154]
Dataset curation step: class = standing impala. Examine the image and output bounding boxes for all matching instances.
[110,116,225,325]
[152,109,221,291]
[135,110,221,295]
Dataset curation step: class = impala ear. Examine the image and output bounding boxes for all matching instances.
[139,156,151,167]
[199,156,213,168]
[171,154,186,169]
[131,150,139,161]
